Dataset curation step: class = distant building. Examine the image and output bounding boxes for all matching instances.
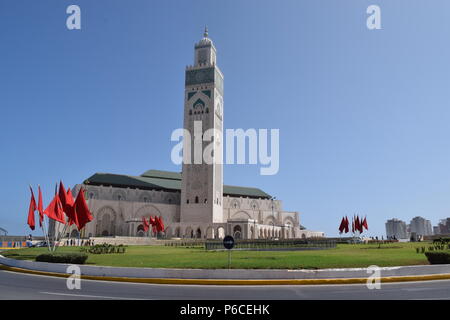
[434,218,450,235]
[385,218,408,239]
[433,226,440,235]
[409,216,433,237]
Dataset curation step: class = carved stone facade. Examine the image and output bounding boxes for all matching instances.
[68,181,324,240]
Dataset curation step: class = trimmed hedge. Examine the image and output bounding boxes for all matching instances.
[36,253,88,264]
[424,251,450,264]
[80,243,126,254]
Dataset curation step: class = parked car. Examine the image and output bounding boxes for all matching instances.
[34,241,49,247]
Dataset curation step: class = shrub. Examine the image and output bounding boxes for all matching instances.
[86,243,126,254]
[36,253,88,264]
[424,251,450,264]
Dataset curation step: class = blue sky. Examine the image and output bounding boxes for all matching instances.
[1,0,450,237]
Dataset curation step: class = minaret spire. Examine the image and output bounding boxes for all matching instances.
[203,26,208,38]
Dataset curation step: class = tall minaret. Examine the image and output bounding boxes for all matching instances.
[180,28,224,224]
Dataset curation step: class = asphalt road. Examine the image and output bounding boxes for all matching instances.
[1,269,450,300]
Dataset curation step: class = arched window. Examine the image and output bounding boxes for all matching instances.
[195,196,199,204]
[204,199,207,204]
[187,199,189,204]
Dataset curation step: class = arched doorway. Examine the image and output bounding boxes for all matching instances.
[216,226,225,239]
[233,225,242,240]
[137,224,145,237]
[196,228,202,239]
[184,226,193,238]
[96,206,118,236]
[206,226,215,239]
[101,213,111,236]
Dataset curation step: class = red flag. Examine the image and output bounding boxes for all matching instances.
[338,217,345,234]
[66,188,79,228]
[66,188,75,207]
[59,182,78,227]
[74,188,93,230]
[155,216,165,232]
[142,217,149,232]
[149,216,157,233]
[355,215,361,233]
[44,194,66,224]
[362,216,368,230]
[358,215,364,233]
[37,186,44,227]
[344,216,349,233]
[155,216,160,232]
[58,181,67,208]
[27,186,37,230]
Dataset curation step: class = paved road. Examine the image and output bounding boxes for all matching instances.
[1,269,450,300]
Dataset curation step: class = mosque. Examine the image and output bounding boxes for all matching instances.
[66,29,324,241]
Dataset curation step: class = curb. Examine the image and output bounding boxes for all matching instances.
[2,264,450,285]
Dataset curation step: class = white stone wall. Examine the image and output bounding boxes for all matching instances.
[73,184,180,205]
[67,184,308,240]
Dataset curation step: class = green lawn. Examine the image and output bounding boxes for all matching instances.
[2,242,430,269]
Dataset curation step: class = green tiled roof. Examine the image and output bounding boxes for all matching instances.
[223,185,271,198]
[140,170,182,181]
[84,170,271,199]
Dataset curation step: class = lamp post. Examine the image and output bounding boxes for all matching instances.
[271,196,276,239]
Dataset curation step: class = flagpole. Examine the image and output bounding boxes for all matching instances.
[41,216,51,252]
[52,222,58,252]
[52,181,68,252]
[53,220,69,252]
[38,185,52,252]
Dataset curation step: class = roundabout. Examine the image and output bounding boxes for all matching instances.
[1,243,450,300]
[2,266,450,300]
[1,242,450,286]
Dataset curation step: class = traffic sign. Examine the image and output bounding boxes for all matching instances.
[223,235,235,250]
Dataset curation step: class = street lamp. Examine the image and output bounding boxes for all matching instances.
[271,196,276,239]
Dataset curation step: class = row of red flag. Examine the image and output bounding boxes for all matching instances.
[27,182,93,232]
[338,215,368,234]
[142,216,165,233]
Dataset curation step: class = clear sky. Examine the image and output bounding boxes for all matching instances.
[1,0,450,237]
